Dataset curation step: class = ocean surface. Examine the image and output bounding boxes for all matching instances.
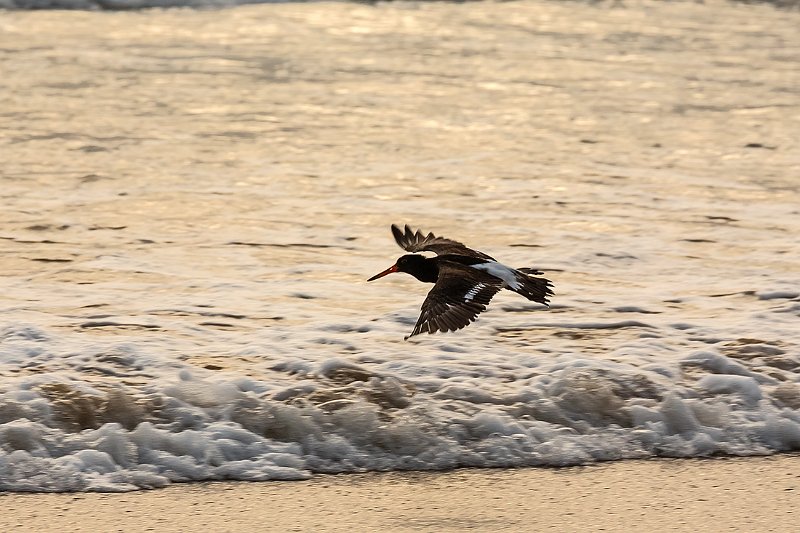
[1,0,798,492]
[3,0,800,11]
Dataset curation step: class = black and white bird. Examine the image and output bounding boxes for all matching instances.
[368,224,554,339]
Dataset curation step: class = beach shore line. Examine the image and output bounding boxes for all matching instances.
[1,455,797,532]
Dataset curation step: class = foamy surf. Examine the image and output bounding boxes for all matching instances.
[2,315,799,492]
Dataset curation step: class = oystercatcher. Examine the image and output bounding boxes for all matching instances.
[368,224,553,339]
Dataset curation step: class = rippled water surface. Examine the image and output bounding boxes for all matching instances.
[1,1,799,491]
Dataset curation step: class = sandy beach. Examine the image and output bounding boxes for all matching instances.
[0,455,797,532]
[1,0,799,529]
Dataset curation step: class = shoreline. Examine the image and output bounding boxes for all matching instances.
[1,454,797,532]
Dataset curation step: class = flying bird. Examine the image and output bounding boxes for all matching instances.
[368,224,554,339]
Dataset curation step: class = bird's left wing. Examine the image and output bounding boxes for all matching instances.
[392,224,495,261]
[407,262,503,338]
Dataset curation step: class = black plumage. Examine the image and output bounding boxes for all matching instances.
[368,225,554,339]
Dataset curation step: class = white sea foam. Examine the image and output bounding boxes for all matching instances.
[1,316,799,492]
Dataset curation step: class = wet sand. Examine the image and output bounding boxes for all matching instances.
[0,455,798,532]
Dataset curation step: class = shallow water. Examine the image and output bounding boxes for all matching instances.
[1,0,799,491]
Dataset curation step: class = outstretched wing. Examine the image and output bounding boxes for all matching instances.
[407,262,503,338]
[392,224,495,261]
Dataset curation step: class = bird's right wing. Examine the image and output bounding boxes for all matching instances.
[392,224,495,260]
[407,262,503,338]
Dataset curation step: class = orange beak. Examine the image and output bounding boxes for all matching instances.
[367,264,398,281]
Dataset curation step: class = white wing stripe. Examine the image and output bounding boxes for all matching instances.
[472,262,520,290]
[464,283,485,302]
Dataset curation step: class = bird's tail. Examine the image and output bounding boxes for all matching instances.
[512,268,554,306]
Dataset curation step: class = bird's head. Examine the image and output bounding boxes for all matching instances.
[367,254,427,281]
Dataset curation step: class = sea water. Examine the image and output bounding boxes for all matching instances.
[0,1,798,491]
